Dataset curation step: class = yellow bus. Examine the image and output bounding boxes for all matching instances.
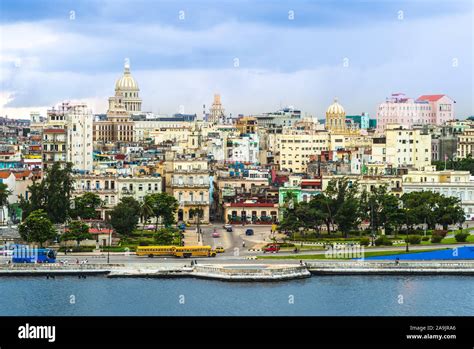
[136,246,176,257]
[175,246,216,258]
[136,245,217,258]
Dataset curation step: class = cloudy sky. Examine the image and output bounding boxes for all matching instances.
[0,0,473,119]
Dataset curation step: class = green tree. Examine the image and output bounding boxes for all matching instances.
[61,220,92,247]
[334,197,361,237]
[435,195,465,230]
[401,191,439,230]
[109,197,141,236]
[326,178,361,237]
[364,186,404,235]
[278,192,302,238]
[432,154,474,175]
[18,180,46,220]
[154,228,179,245]
[72,192,103,220]
[18,209,57,247]
[19,163,74,223]
[139,196,154,228]
[309,193,334,235]
[144,193,179,232]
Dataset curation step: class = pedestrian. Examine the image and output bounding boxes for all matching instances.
[395,257,400,265]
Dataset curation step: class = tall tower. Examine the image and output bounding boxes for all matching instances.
[208,94,225,123]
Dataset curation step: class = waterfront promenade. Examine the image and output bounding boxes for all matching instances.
[1,260,474,281]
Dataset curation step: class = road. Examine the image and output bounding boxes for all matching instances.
[199,223,273,256]
[2,242,469,266]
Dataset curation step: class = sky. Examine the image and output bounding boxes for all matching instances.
[0,0,473,119]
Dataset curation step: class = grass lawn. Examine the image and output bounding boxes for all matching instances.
[258,248,449,260]
[280,246,326,252]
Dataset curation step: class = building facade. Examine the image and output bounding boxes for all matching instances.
[376,93,455,131]
[165,156,210,223]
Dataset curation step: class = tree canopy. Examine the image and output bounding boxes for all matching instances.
[18,209,57,247]
[19,163,74,224]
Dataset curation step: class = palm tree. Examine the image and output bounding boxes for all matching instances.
[140,197,154,231]
[0,183,12,224]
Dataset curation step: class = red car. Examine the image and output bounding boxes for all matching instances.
[212,232,221,238]
[263,244,280,253]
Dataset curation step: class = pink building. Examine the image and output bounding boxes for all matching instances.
[376,93,455,131]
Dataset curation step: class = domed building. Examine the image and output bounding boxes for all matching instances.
[95,62,141,143]
[325,98,347,133]
[114,63,142,113]
[108,62,142,115]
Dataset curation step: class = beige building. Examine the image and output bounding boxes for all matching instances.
[236,116,257,134]
[457,128,474,159]
[325,98,358,135]
[371,125,431,170]
[42,128,67,170]
[275,132,330,173]
[208,94,225,123]
[165,155,210,223]
[73,174,162,219]
[94,63,140,143]
[223,202,278,224]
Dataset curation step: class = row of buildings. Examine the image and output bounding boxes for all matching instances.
[0,62,473,228]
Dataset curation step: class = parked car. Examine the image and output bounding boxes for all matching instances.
[263,244,280,253]
[245,229,254,236]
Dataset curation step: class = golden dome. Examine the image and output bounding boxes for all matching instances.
[326,98,345,115]
[115,63,139,91]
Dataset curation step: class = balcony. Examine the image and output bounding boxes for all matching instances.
[181,200,210,206]
[172,168,209,174]
[75,187,117,194]
[171,181,210,188]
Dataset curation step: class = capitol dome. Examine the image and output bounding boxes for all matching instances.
[115,63,139,91]
[326,98,345,115]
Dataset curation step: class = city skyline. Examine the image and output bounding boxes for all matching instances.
[1,0,473,119]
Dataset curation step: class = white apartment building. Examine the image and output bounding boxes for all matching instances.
[67,104,93,173]
[43,102,93,172]
[226,134,260,164]
[403,166,474,219]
